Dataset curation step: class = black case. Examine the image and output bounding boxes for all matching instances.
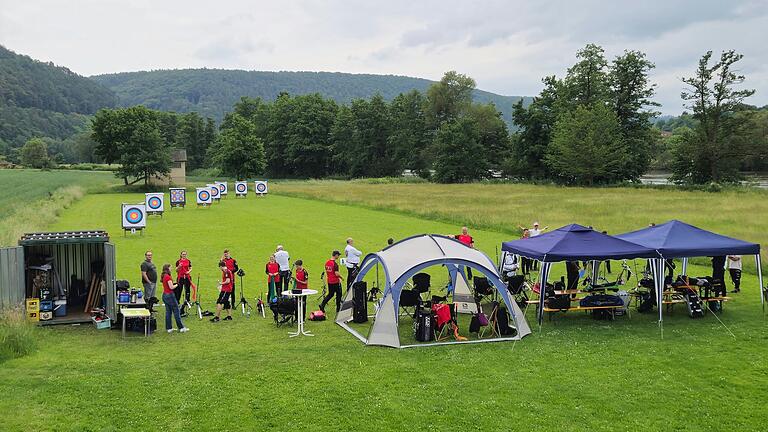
[414,308,434,342]
[352,281,368,323]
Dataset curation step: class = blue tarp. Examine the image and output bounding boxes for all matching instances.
[615,220,760,258]
[501,224,659,262]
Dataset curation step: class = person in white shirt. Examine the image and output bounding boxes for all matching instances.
[501,252,519,280]
[274,245,291,293]
[344,238,363,292]
[727,255,742,293]
[518,222,547,270]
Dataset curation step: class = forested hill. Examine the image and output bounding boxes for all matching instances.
[91,69,530,126]
[0,45,117,149]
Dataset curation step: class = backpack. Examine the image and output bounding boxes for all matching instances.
[309,310,326,321]
[546,295,571,310]
[496,307,514,336]
[638,290,656,313]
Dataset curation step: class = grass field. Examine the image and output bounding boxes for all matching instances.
[0,170,118,246]
[1,184,767,432]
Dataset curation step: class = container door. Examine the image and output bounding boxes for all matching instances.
[0,246,25,309]
[104,243,117,320]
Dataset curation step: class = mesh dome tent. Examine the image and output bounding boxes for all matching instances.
[336,234,532,348]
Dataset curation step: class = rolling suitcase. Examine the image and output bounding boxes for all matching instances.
[413,308,434,342]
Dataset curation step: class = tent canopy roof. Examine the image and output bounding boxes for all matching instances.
[364,234,498,286]
[615,220,760,258]
[502,224,659,262]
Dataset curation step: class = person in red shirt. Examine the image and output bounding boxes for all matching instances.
[211,261,233,322]
[221,249,239,302]
[319,251,343,313]
[175,250,193,316]
[453,226,475,279]
[161,264,188,333]
[265,254,280,302]
[292,260,309,290]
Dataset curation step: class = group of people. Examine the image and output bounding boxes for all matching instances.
[137,237,368,333]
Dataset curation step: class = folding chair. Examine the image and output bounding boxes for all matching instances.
[412,273,431,297]
[399,289,421,317]
[479,301,500,338]
[506,275,529,309]
[434,303,458,341]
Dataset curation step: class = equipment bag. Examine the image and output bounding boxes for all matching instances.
[580,294,623,308]
[352,281,368,323]
[469,315,481,333]
[546,295,571,310]
[414,309,434,342]
[638,290,655,313]
[496,307,514,336]
[309,310,326,321]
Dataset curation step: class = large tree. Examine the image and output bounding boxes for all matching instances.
[560,44,610,109]
[432,117,489,183]
[176,112,208,170]
[212,113,266,179]
[388,90,431,178]
[426,71,476,127]
[672,50,755,184]
[91,106,172,185]
[20,137,53,168]
[545,103,629,185]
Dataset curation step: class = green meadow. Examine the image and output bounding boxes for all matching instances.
[0,179,766,431]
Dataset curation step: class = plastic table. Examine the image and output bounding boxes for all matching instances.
[282,289,317,337]
[121,307,151,338]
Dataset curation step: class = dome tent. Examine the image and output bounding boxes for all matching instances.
[336,234,532,348]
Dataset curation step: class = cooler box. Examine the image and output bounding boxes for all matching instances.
[39,300,53,312]
[54,300,67,317]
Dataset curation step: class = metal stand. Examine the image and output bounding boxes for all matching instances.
[289,295,313,337]
[235,274,252,317]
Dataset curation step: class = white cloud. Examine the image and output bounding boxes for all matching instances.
[0,0,766,113]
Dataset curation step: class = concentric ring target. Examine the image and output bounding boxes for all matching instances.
[218,184,226,192]
[211,188,220,197]
[236,183,247,193]
[199,190,210,201]
[125,208,143,224]
[148,197,162,209]
[256,182,267,193]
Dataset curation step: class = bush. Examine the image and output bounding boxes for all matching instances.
[188,167,222,178]
[0,308,38,362]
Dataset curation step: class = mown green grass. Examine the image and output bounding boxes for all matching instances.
[0,189,766,431]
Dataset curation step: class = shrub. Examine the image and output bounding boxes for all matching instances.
[0,308,38,362]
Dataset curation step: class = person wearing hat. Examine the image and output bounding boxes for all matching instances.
[319,250,344,313]
[520,222,548,271]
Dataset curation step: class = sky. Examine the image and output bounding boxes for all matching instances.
[0,0,766,114]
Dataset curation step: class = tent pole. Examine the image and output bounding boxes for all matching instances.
[756,254,764,315]
[537,260,550,330]
[681,257,688,276]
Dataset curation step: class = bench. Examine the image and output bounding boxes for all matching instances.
[542,304,628,321]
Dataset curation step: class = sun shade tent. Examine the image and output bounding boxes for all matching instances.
[336,234,532,348]
[616,220,764,315]
[501,224,661,325]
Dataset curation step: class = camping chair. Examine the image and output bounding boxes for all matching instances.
[506,275,529,309]
[412,273,431,297]
[400,289,421,317]
[479,301,500,338]
[473,276,494,302]
[433,303,457,341]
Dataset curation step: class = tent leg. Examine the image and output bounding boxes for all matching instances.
[756,254,764,315]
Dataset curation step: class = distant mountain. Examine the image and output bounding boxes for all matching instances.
[0,45,117,152]
[91,69,531,127]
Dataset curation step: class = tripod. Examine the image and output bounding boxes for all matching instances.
[235,273,253,317]
[190,275,203,320]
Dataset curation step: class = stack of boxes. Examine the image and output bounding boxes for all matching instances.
[26,298,39,321]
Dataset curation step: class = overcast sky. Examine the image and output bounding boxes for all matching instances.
[1,0,766,114]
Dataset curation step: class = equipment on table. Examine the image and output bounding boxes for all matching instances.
[352,281,368,323]
[130,289,138,304]
[546,295,570,310]
[118,291,130,303]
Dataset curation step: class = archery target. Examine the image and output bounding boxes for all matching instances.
[196,187,212,205]
[254,180,268,194]
[122,203,146,229]
[169,188,186,206]
[145,193,164,213]
[235,181,248,196]
[208,184,220,200]
[215,181,228,195]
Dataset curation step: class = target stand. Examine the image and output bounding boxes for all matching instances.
[169,188,186,209]
[122,203,147,236]
[234,181,248,198]
[196,187,212,207]
[145,193,164,217]
[254,180,268,197]
[207,184,221,202]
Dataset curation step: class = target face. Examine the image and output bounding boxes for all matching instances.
[122,203,147,228]
[196,187,212,204]
[169,188,186,205]
[215,181,228,195]
[235,182,247,195]
[145,193,164,212]
[208,184,220,199]
[255,181,268,194]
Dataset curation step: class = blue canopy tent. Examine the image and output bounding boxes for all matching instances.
[502,224,661,325]
[336,234,531,348]
[616,220,764,316]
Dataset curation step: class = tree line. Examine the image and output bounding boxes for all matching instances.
[21,44,766,187]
